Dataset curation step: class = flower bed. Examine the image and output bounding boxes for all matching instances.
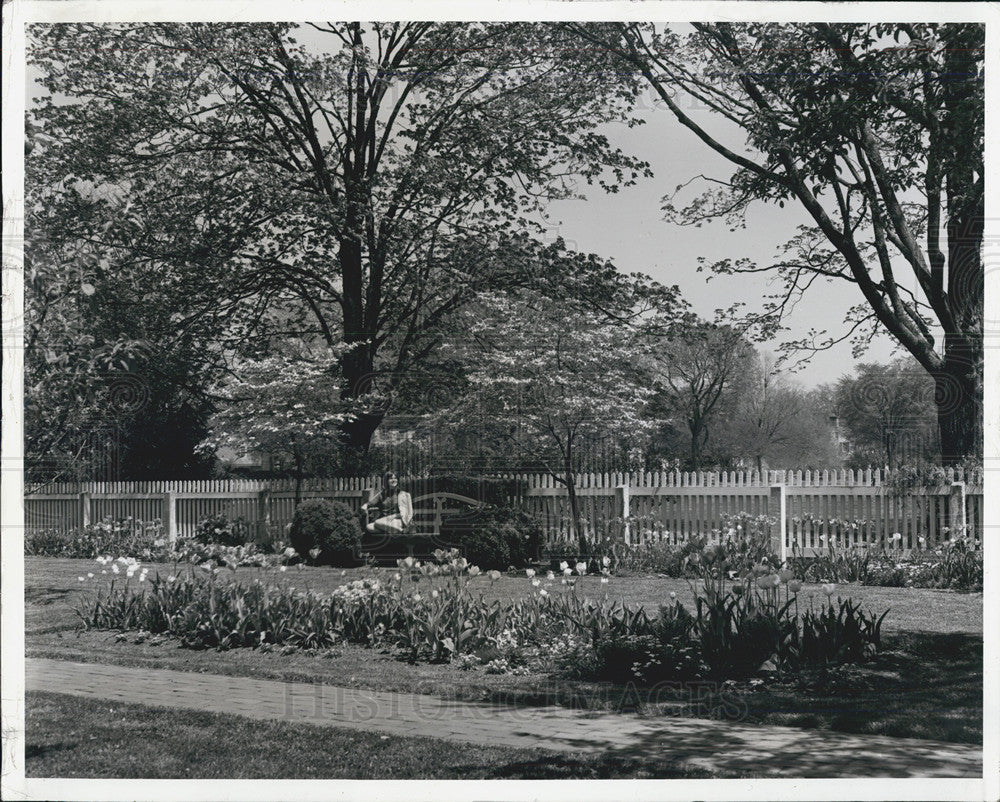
[592,512,982,592]
[75,546,887,684]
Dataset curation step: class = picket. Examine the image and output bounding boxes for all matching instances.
[24,469,986,549]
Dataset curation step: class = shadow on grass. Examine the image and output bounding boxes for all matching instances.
[463,631,982,745]
[25,587,75,606]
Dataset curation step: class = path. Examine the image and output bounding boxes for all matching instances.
[26,658,982,778]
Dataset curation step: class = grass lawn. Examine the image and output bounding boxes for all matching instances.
[25,556,983,635]
[23,557,984,746]
[25,691,714,779]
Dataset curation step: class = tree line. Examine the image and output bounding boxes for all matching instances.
[24,22,982,487]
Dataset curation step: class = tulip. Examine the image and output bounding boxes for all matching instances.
[468,566,481,577]
[778,569,793,583]
[488,570,501,581]
[525,568,536,578]
[821,583,837,597]
[559,561,569,571]
[575,562,587,575]
[788,580,802,594]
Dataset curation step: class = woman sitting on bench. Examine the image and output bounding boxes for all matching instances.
[361,472,413,534]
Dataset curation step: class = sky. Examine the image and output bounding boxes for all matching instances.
[541,92,902,390]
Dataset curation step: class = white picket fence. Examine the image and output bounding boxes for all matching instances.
[24,468,984,553]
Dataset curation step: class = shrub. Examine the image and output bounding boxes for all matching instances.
[194,514,253,548]
[440,505,542,570]
[288,499,361,565]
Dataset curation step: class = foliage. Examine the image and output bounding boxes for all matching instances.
[25,517,165,559]
[439,290,672,549]
[194,514,254,548]
[199,350,353,481]
[646,319,756,471]
[833,359,940,469]
[796,598,887,667]
[570,22,984,462]
[75,543,889,685]
[28,22,654,460]
[612,539,695,576]
[440,505,543,570]
[789,533,982,591]
[718,356,839,472]
[588,602,703,683]
[288,500,361,565]
[22,234,219,484]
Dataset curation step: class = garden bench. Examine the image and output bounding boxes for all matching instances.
[359,491,487,561]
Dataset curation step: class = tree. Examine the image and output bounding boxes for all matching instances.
[569,22,983,463]
[721,355,839,472]
[647,319,756,471]
[833,359,939,469]
[199,348,352,500]
[23,234,217,483]
[28,22,650,465]
[439,289,672,551]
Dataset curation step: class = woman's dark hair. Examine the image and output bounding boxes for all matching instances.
[382,472,400,505]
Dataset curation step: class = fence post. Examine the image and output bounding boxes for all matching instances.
[80,491,91,529]
[769,483,787,564]
[948,481,967,536]
[162,492,177,546]
[257,488,271,542]
[615,483,630,545]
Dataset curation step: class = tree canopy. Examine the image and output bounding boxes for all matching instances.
[570,22,983,463]
[27,22,651,466]
[437,287,672,548]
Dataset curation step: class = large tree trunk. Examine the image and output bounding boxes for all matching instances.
[935,342,982,465]
[937,26,984,466]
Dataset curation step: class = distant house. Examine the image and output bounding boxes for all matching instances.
[214,445,287,475]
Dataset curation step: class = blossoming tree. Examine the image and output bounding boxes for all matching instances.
[440,291,661,551]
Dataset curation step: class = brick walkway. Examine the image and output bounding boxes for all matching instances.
[26,658,982,778]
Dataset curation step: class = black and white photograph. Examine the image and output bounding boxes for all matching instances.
[2,1,996,799]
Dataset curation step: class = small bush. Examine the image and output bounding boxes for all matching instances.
[440,505,542,570]
[289,499,361,565]
[194,514,252,547]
